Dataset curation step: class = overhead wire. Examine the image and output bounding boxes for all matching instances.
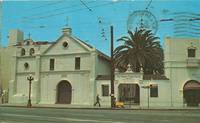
[80,0,92,12]
[28,0,66,10]
[145,0,152,10]
[5,0,125,35]
[22,1,119,21]
[23,1,95,19]
[5,1,95,24]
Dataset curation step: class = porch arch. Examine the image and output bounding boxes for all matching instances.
[183,80,200,106]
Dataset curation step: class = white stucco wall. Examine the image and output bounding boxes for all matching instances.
[17,57,36,73]
[96,56,110,76]
[164,37,200,107]
[41,54,91,72]
[40,72,91,105]
[140,80,171,107]
[96,74,171,107]
[96,80,111,106]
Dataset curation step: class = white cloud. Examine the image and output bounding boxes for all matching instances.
[112,0,119,2]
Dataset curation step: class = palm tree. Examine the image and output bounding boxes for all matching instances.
[114,28,163,74]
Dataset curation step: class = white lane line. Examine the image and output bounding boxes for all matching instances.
[1,113,127,123]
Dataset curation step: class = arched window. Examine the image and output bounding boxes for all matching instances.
[29,48,35,56]
[21,48,25,56]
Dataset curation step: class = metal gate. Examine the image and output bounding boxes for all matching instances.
[118,84,140,105]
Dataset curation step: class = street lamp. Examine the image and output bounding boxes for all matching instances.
[27,74,34,108]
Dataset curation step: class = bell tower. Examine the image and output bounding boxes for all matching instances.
[8,30,24,46]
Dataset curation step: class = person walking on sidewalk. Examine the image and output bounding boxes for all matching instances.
[94,94,101,107]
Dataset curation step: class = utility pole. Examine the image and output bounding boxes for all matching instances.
[147,86,149,109]
[110,25,115,108]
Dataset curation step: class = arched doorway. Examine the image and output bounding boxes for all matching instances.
[118,84,140,105]
[183,80,200,107]
[56,80,72,104]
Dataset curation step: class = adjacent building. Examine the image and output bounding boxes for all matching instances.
[96,37,200,107]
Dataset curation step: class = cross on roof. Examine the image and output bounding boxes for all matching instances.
[65,16,69,27]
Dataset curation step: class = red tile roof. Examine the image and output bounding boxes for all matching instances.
[96,74,169,80]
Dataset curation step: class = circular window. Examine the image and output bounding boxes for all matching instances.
[24,62,29,69]
[63,42,68,48]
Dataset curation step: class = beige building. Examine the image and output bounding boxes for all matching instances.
[3,27,110,105]
[0,28,200,107]
[164,37,200,107]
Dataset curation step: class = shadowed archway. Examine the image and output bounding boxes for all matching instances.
[183,80,200,107]
[56,80,72,104]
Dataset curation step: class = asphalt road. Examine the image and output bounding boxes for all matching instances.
[1,107,200,123]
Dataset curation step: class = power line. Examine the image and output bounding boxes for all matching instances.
[22,2,118,21]
[29,0,66,10]
[145,0,153,10]
[80,0,92,12]
[5,1,96,24]
[24,1,95,19]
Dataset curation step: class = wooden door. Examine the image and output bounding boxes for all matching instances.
[57,81,72,104]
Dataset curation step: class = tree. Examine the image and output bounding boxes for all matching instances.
[114,28,164,74]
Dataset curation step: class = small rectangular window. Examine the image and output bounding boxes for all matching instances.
[188,49,196,57]
[75,57,80,70]
[102,85,109,96]
[150,84,158,97]
[50,59,55,70]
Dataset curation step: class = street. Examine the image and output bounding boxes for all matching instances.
[1,107,200,123]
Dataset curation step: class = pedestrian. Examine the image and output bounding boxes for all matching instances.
[94,94,101,107]
[113,96,116,108]
[0,88,2,104]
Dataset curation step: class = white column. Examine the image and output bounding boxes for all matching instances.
[11,54,17,95]
[90,51,96,105]
[8,52,17,103]
[35,55,41,103]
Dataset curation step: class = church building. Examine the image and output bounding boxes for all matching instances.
[7,27,110,105]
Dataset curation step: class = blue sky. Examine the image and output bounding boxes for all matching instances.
[1,0,200,55]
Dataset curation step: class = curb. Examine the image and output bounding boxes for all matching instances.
[1,105,200,111]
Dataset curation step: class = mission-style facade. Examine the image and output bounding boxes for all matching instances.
[6,27,110,105]
[1,27,200,107]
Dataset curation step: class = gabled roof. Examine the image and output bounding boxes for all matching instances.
[42,35,65,54]
[97,50,110,62]
[72,36,111,62]
[42,34,94,55]
[41,34,111,62]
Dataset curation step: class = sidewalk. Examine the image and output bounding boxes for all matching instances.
[1,103,200,110]
[0,103,111,110]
